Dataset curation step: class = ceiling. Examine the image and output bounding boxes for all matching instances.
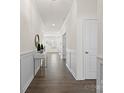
[35,0,73,33]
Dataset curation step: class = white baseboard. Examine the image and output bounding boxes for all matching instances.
[22,74,33,93]
[22,63,40,93]
[66,64,78,80]
[35,64,41,75]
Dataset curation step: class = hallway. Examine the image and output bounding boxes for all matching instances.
[25,53,96,93]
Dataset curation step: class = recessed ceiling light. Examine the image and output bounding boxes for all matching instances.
[52,24,55,26]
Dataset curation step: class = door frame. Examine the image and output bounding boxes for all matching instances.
[62,33,66,59]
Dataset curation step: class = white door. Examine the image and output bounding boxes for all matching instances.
[84,19,97,79]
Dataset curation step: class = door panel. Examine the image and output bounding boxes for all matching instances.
[84,19,97,79]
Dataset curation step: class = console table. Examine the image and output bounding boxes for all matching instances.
[33,52,46,76]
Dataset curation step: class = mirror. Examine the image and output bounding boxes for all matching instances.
[34,34,40,48]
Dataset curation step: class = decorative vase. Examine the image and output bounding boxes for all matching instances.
[37,43,41,51]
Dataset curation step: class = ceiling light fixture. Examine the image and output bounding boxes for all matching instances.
[52,0,56,1]
[52,24,55,26]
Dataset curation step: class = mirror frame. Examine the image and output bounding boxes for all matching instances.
[34,34,40,48]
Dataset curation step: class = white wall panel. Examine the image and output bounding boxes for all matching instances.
[20,51,41,93]
[66,49,77,80]
[66,50,71,69]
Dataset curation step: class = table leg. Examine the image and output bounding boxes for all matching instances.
[34,58,35,77]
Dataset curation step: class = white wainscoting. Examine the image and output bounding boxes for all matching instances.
[97,56,103,93]
[66,49,77,80]
[20,50,41,93]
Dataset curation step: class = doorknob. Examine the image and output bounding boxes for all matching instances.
[85,51,88,54]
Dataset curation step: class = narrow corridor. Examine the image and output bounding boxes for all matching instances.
[26,53,96,93]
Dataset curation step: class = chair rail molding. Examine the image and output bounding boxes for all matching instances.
[20,49,36,56]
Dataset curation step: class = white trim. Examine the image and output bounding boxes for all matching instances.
[47,51,60,53]
[80,17,97,20]
[97,56,103,60]
[66,64,78,80]
[70,68,77,80]
[66,49,78,80]
[35,64,41,75]
[66,49,76,53]
[97,56,103,64]
[20,49,36,56]
[22,74,33,93]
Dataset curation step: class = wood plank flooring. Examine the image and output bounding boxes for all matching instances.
[25,53,96,93]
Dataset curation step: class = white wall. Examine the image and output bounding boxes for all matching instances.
[64,0,78,79]
[77,0,97,19]
[20,0,43,93]
[20,0,43,53]
[64,0,97,50]
[64,0,97,80]
[65,0,77,50]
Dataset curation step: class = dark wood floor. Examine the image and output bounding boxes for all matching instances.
[26,53,96,93]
